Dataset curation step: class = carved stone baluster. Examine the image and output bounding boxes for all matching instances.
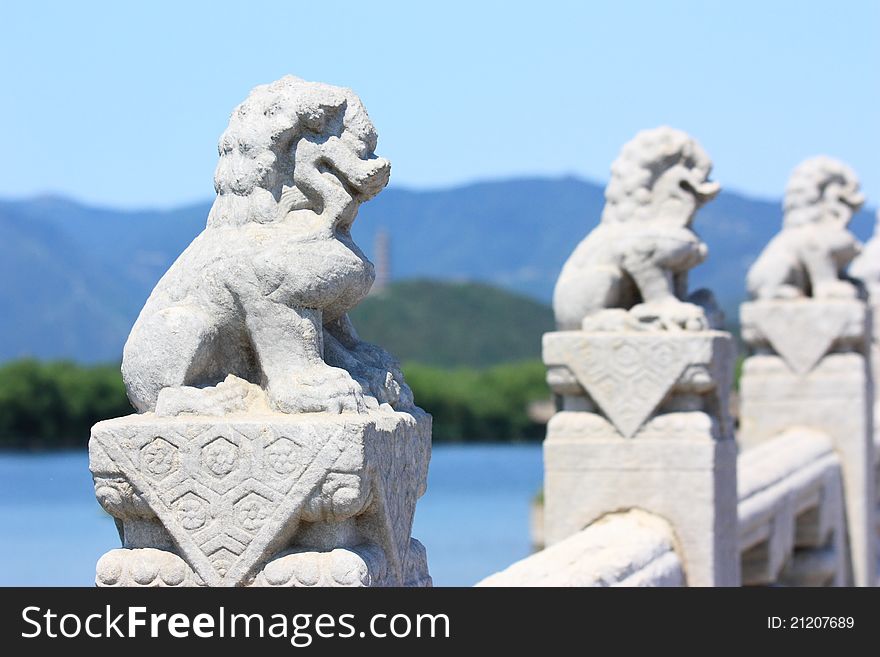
[739,157,875,586]
[90,76,431,587]
[544,127,739,586]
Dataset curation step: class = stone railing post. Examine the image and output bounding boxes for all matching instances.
[851,210,880,579]
[88,76,432,587]
[739,157,875,586]
[544,127,740,586]
[851,210,880,434]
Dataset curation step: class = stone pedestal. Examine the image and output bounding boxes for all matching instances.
[542,330,739,586]
[850,217,880,435]
[89,408,431,587]
[868,296,880,435]
[739,299,875,586]
[88,76,433,587]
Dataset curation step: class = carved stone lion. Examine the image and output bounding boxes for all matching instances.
[122,76,413,415]
[746,156,864,300]
[553,126,721,331]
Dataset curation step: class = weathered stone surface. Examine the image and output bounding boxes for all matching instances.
[740,299,867,375]
[740,160,874,585]
[91,409,431,587]
[746,156,864,301]
[121,75,408,417]
[850,210,880,440]
[477,510,684,587]
[542,330,738,587]
[737,428,846,586]
[96,539,431,587]
[90,76,432,587]
[544,330,732,438]
[544,419,738,586]
[534,128,739,587]
[739,352,875,585]
[552,126,722,333]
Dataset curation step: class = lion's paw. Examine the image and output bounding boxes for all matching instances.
[335,340,414,411]
[759,284,804,300]
[270,366,366,414]
[631,300,709,331]
[813,279,857,299]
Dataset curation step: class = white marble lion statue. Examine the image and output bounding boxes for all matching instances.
[553,126,722,332]
[746,156,864,300]
[122,76,413,416]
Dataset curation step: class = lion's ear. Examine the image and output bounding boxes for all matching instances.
[297,105,327,133]
[297,93,346,134]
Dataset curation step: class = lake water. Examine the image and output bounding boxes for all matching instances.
[0,444,543,586]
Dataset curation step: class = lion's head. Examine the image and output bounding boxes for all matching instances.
[783,156,865,229]
[601,126,720,227]
[207,75,390,229]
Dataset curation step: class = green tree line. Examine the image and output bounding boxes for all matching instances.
[0,360,131,448]
[404,360,549,442]
[0,359,550,448]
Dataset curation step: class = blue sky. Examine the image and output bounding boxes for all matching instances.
[2,1,878,208]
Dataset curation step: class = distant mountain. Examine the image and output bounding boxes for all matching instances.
[351,280,554,367]
[0,178,874,362]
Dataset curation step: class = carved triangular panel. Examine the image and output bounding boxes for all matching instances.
[750,304,848,375]
[93,423,348,586]
[563,336,693,438]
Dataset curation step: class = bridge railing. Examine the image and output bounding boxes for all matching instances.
[481,427,849,587]
[478,509,684,587]
[738,428,846,586]
[479,145,877,588]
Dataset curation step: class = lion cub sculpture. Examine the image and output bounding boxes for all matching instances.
[554,126,722,332]
[746,157,865,300]
[122,76,412,416]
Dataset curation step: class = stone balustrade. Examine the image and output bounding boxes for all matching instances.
[88,88,877,589]
[482,428,848,587]
[738,428,846,586]
[89,76,433,588]
[536,127,740,586]
[739,157,875,585]
[477,510,684,587]
[738,299,875,585]
[851,211,880,581]
[482,146,877,588]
